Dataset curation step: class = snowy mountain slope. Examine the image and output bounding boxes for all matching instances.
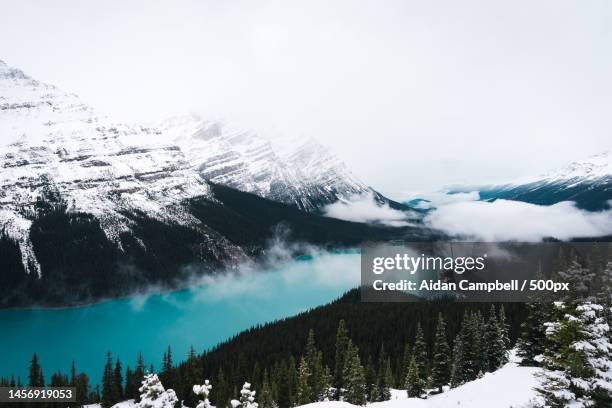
[0,59,217,276]
[157,114,370,211]
[451,150,612,210]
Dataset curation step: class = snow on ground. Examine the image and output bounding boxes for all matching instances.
[84,400,135,408]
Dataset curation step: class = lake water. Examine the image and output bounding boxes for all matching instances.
[0,251,360,386]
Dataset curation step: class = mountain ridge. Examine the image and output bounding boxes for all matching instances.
[448,150,612,210]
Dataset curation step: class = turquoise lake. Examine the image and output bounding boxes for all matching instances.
[0,251,360,386]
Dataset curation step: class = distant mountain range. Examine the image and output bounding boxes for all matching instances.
[0,59,423,307]
[449,151,612,210]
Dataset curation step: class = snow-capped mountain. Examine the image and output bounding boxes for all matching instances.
[453,150,612,211]
[0,59,420,307]
[157,114,370,211]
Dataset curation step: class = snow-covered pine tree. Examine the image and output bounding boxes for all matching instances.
[557,255,595,300]
[296,356,313,405]
[404,355,425,398]
[413,323,428,381]
[342,340,366,405]
[450,316,469,388]
[484,306,505,372]
[516,303,548,366]
[333,320,349,400]
[234,382,258,408]
[431,313,451,392]
[575,303,612,406]
[536,301,612,407]
[472,310,486,376]
[193,380,213,408]
[136,373,178,408]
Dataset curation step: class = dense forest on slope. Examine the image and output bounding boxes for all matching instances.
[164,289,525,407]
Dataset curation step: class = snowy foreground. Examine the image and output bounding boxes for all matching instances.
[307,363,541,408]
[88,357,542,408]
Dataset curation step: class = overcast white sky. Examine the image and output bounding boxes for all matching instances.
[1,0,611,198]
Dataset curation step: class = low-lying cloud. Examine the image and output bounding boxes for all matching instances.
[425,199,612,241]
[403,190,480,209]
[323,193,412,227]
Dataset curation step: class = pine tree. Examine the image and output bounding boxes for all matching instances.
[372,345,385,402]
[259,371,277,408]
[333,320,349,399]
[516,303,548,366]
[286,356,298,406]
[557,255,595,300]
[161,345,174,389]
[484,305,503,371]
[498,305,510,364]
[70,361,77,387]
[100,351,117,408]
[303,329,324,400]
[185,345,203,406]
[296,356,313,405]
[113,358,124,402]
[214,368,231,408]
[101,352,115,408]
[276,360,292,408]
[342,341,366,405]
[412,323,428,381]
[28,353,44,387]
[75,372,91,407]
[134,352,146,399]
[364,356,377,402]
[404,355,424,398]
[450,322,468,388]
[536,301,612,407]
[318,366,334,402]
[136,373,178,408]
[312,351,327,401]
[472,310,486,375]
[125,366,138,400]
[430,313,450,392]
[381,358,394,401]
